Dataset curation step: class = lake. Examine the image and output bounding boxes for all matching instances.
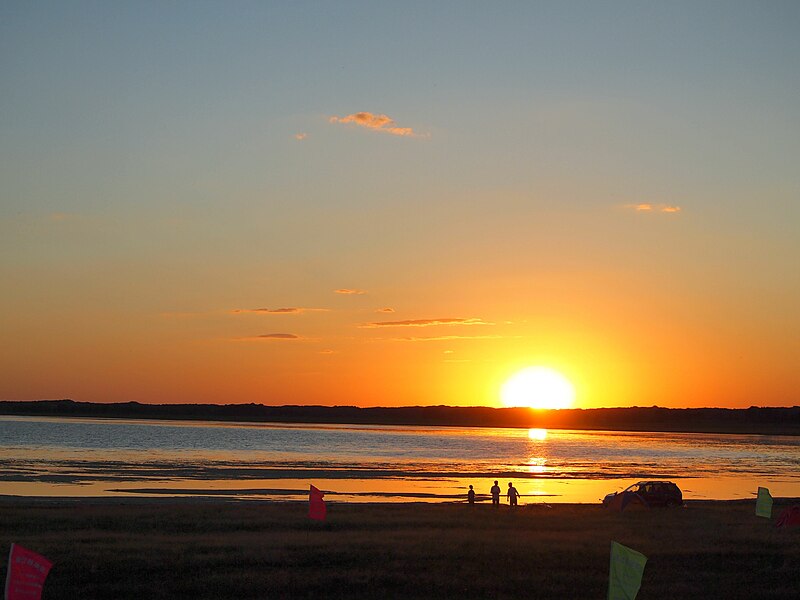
[1,416,798,503]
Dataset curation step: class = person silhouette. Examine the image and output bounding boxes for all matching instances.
[507,482,520,506]
[490,480,501,506]
[467,484,475,504]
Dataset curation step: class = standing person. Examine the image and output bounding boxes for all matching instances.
[507,482,521,506]
[467,484,475,504]
[490,480,501,507]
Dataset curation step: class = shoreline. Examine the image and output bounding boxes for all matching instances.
[3,400,799,436]
[1,494,797,507]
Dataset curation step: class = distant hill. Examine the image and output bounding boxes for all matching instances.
[1,399,799,435]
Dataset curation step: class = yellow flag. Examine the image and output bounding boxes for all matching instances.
[756,487,773,518]
[608,541,647,600]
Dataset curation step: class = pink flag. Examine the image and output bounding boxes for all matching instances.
[308,484,327,521]
[4,544,52,600]
[775,505,800,529]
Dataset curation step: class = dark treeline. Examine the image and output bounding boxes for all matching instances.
[1,399,799,435]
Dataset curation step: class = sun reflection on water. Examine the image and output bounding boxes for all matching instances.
[528,428,548,440]
[527,456,547,474]
[3,417,800,503]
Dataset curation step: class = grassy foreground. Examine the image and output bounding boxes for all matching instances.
[1,499,798,599]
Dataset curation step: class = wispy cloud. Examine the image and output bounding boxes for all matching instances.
[391,334,504,342]
[335,288,367,295]
[250,333,301,340]
[624,203,682,213]
[361,318,491,328]
[231,307,328,315]
[294,133,307,141]
[376,307,395,313]
[329,112,422,137]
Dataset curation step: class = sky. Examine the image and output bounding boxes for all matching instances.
[2,1,799,409]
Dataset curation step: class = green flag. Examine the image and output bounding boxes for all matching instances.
[756,487,773,518]
[608,541,647,600]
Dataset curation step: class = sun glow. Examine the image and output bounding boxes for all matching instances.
[501,367,576,409]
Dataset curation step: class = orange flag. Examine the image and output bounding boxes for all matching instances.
[309,484,327,521]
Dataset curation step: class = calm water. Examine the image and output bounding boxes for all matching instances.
[1,416,798,503]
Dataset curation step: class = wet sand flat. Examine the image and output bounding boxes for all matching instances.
[0,498,798,599]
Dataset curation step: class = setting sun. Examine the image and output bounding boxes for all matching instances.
[501,367,576,409]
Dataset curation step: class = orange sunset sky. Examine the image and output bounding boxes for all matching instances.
[1,3,799,409]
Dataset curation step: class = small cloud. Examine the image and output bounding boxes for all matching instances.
[320,349,336,355]
[253,333,301,340]
[49,212,72,221]
[294,133,307,141]
[231,307,328,315]
[443,350,454,354]
[391,334,504,342]
[335,289,367,295]
[376,307,395,313]
[361,318,491,328]
[623,203,682,213]
[329,112,422,137]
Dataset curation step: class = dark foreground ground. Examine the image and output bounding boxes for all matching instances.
[0,498,798,599]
